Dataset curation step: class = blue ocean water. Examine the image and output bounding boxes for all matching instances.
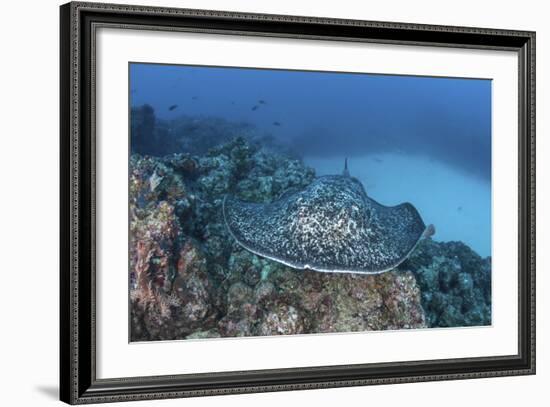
[130,63,492,257]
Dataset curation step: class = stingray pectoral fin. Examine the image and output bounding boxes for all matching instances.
[359,199,428,272]
[223,195,256,248]
[223,193,315,271]
[223,194,285,262]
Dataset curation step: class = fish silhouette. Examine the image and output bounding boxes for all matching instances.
[168,104,178,111]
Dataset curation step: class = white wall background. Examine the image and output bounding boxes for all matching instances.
[0,0,545,406]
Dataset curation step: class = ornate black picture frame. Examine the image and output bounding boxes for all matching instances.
[60,1,535,404]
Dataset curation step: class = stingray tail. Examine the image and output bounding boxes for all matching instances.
[343,157,350,177]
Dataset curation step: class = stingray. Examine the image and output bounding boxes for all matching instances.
[223,160,435,274]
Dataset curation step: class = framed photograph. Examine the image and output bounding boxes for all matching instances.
[60,1,535,404]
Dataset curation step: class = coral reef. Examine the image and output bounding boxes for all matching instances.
[401,240,491,327]
[129,135,491,341]
[131,104,293,157]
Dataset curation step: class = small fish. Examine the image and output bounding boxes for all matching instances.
[168,104,178,111]
[191,96,198,100]
[374,157,383,163]
[258,100,267,104]
[457,206,463,212]
[272,121,281,126]
[251,105,259,111]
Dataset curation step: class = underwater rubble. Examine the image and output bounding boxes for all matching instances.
[129,136,491,341]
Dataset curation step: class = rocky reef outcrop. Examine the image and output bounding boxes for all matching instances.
[129,136,490,341]
[401,240,491,327]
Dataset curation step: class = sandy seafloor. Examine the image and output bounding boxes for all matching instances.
[304,153,491,257]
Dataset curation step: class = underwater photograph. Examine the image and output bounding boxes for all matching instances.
[128,62,492,342]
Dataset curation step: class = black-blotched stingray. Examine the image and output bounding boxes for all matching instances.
[223,160,434,274]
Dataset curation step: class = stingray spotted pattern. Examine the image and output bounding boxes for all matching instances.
[223,167,434,274]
